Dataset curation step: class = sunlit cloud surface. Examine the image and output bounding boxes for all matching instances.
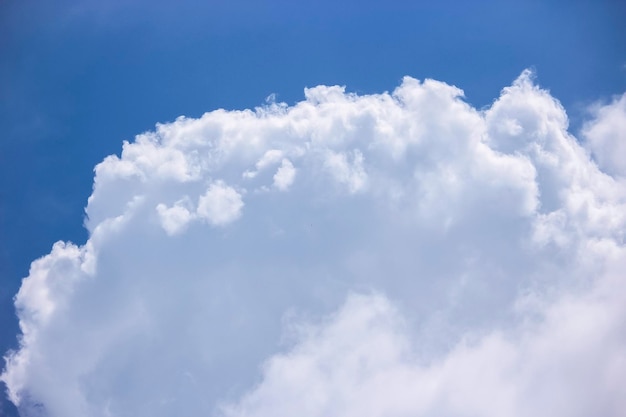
[3,71,626,417]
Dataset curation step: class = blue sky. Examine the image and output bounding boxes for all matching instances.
[1,1,625,416]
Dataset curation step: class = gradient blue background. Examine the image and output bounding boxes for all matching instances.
[1,0,624,414]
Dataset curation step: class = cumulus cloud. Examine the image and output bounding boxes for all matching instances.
[197,181,244,226]
[323,150,367,193]
[272,159,296,191]
[2,71,626,417]
[583,93,626,177]
[221,279,626,417]
[156,198,194,235]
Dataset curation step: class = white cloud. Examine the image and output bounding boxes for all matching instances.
[243,150,285,179]
[583,93,626,177]
[156,199,195,235]
[272,159,296,191]
[2,71,626,417]
[197,180,244,226]
[324,150,367,193]
[221,273,626,417]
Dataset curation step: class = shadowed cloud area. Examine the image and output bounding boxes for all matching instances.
[2,72,626,416]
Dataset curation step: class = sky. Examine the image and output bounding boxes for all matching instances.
[1,1,625,416]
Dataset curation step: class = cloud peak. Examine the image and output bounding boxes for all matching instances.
[3,72,626,417]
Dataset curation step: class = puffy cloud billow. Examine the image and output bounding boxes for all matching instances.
[3,71,626,417]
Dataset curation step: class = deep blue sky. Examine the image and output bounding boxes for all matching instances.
[0,0,624,414]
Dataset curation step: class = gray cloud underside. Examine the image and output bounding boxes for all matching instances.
[3,71,626,417]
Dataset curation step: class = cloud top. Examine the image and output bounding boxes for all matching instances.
[2,71,626,417]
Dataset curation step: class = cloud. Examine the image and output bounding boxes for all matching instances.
[582,93,626,177]
[221,276,626,417]
[323,150,367,193]
[156,198,194,235]
[197,181,244,226]
[2,71,626,417]
[272,159,296,191]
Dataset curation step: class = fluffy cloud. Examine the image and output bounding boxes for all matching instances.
[582,93,626,177]
[221,278,626,417]
[156,198,194,235]
[197,181,244,226]
[2,71,626,417]
[271,159,295,191]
